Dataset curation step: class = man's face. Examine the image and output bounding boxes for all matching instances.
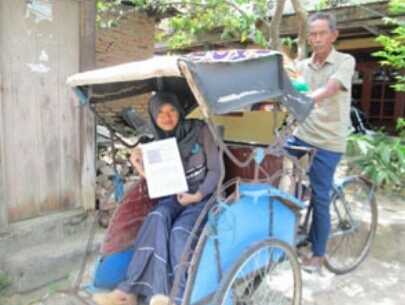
[307,19,338,55]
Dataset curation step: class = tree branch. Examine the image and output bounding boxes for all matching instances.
[290,0,308,59]
[131,0,273,44]
[269,0,286,50]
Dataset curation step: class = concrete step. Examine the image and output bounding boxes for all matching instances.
[2,230,104,293]
[0,209,97,260]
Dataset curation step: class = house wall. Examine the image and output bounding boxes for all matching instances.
[97,10,155,68]
[0,0,83,224]
[96,10,155,119]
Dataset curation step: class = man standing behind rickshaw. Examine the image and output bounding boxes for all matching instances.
[287,12,356,272]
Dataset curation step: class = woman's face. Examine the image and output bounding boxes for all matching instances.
[155,103,180,132]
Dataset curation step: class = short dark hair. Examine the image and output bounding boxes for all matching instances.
[308,12,337,31]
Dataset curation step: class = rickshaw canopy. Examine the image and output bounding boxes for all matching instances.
[67,49,313,122]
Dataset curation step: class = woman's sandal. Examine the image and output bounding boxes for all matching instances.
[149,294,175,305]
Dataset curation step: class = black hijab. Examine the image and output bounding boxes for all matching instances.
[148,92,203,162]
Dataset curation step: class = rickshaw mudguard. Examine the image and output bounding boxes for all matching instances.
[178,50,313,122]
[188,182,303,305]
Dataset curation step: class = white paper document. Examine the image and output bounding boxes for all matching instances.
[141,138,188,199]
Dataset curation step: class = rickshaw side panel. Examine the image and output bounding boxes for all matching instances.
[189,183,299,304]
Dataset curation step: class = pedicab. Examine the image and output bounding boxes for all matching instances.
[65,49,364,305]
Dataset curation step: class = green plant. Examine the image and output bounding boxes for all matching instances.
[0,272,11,293]
[346,129,405,191]
[397,117,405,139]
[96,0,124,28]
[97,0,310,53]
[373,0,405,92]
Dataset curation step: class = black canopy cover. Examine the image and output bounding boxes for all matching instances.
[69,49,313,123]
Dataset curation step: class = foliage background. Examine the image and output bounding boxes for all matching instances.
[373,0,405,92]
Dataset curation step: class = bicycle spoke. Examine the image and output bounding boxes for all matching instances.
[325,178,377,274]
[216,240,301,305]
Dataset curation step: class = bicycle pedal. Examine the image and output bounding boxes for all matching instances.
[296,234,309,248]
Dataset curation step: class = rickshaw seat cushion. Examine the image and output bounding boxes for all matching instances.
[93,247,134,289]
[93,180,155,289]
[101,180,156,254]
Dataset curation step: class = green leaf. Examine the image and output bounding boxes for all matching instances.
[373,0,405,92]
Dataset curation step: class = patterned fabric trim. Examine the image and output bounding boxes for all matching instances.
[183,49,280,63]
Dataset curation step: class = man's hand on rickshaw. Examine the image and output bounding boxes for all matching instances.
[308,79,343,107]
[130,147,145,177]
[177,192,203,206]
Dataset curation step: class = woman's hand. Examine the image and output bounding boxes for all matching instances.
[177,191,203,206]
[129,147,145,177]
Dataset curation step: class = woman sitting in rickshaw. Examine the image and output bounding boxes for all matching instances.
[93,92,221,305]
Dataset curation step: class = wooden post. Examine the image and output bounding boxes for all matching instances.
[0,72,8,230]
[0,1,8,229]
[79,0,97,210]
[394,91,405,125]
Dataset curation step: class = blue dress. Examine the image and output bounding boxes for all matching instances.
[117,124,220,304]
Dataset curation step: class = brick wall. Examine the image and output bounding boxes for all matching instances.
[96,10,155,120]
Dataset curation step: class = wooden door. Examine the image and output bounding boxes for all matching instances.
[0,0,82,223]
[355,62,404,132]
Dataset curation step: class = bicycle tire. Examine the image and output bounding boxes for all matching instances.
[324,176,378,274]
[212,239,302,305]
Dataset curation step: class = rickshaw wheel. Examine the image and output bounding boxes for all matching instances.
[325,176,378,274]
[213,239,302,305]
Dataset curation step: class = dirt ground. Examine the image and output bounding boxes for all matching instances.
[302,191,405,305]
[1,190,403,305]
